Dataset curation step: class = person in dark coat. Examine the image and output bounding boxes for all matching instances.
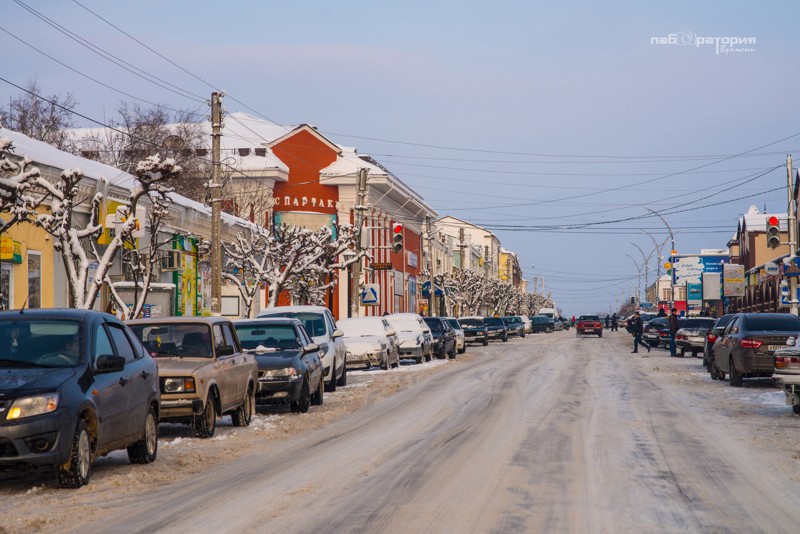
[657,307,667,317]
[611,313,618,331]
[629,311,651,353]
[605,315,611,329]
[668,307,680,356]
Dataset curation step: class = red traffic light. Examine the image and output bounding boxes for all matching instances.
[768,215,779,226]
[392,223,403,234]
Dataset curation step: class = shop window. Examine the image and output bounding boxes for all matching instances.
[0,264,11,310]
[27,251,41,309]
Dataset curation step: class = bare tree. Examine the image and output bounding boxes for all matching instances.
[73,103,207,200]
[0,79,78,151]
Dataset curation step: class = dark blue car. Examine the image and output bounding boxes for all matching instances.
[0,309,160,488]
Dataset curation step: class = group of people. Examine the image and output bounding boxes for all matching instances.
[604,313,619,331]
[627,308,681,355]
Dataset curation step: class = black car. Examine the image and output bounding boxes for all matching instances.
[712,313,800,386]
[643,317,668,347]
[234,318,325,413]
[674,317,717,357]
[483,317,509,342]
[502,316,526,338]
[529,315,553,333]
[459,317,489,346]
[0,309,160,488]
[423,317,457,359]
[704,314,735,375]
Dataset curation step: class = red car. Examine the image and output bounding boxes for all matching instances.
[576,315,603,337]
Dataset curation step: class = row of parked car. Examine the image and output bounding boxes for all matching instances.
[0,306,546,489]
[637,312,800,414]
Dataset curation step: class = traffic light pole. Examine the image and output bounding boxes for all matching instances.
[787,155,797,315]
[350,168,368,318]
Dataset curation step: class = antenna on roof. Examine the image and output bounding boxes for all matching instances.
[19,297,28,314]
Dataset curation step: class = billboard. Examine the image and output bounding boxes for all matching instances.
[723,264,745,297]
[672,255,726,286]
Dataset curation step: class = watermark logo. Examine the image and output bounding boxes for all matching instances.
[650,30,756,55]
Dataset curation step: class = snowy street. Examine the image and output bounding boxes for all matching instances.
[3,330,800,533]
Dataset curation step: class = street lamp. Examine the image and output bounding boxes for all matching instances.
[626,253,643,304]
[644,207,676,306]
[630,241,653,304]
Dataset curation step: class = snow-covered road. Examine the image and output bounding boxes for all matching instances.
[3,331,800,533]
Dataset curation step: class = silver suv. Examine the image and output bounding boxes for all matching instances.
[257,306,347,392]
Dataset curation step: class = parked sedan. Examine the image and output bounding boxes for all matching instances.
[773,336,800,414]
[502,316,526,338]
[483,316,509,342]
[674,317,717,357]
[0,309,160,488]
[443,317,467,354]
[704,314,735,375]
[338,316,400,370]
[529,315,553,333]
[459,316,489,346]
[129,317,258,438]
[712,313,800,387]
[234,318,324,413]
[385,313,433,364]
[423,317,457,359]
[643,317,668,348]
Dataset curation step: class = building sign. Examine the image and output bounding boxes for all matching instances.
[0,238,22,263]
[702,273,721,300]
[275,195,336,210]
[360,284,380,306]
[393,271,404,296]
[371,262,392,270]
[407,251,418,268]
[723,264,745,297]
[672,255,725,286]
[687,283,702,305]
[418,298,429,316]
[173,236,198,316]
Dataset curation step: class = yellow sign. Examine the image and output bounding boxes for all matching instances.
[664,262,672,269]
[0,238,23,263]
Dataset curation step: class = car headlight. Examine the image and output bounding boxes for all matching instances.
[162,377,196,394]
[7,393,59,420]
[263,368,298,379]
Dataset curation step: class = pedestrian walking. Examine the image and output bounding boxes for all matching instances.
[605,315,611,329]
[668,307,680,357]
[611,312,618,331]
[628,311,651,353]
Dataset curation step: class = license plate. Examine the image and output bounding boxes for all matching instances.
[769,345,786,351]
[584,328,595,332]
[689,336,703,343]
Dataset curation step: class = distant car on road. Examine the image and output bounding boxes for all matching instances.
[385,313,433,364]
[459,316,489,346]
[529,315,553,333]
[643,317,668,348]
[338,316,400,370]
[502,316,526,338]
[520,315,533,334]
[0,309,160,488]
[674,317,717,357]
[483,316,509,342]
[443,317,467,354]
[423,317,457,359]
[552,318,564,331]
[234,318,324,413]
[712,313,800,386]
[575,315,602,337]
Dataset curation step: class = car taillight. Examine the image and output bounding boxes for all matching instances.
[740,338,763,349]
[707,333,718,343]
[776,356,800,368]
[676,334,687,341]
[660,331,669,337]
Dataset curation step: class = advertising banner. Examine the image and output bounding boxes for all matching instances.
[672,255,726,286]
[173,235,198,316]
[702,272,722,300]
[687,283,703,305]
[723,264,745,297]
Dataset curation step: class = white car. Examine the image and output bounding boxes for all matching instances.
[520,315,532,334]
[257,306,347,392]
[443,317,466,354]
[385,313,433,364]
[338,316,400,370]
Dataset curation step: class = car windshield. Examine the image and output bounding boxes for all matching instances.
[338,318,384,337]
[130,323,213,358]
[386,318,421,332]
[484,317,504,326]
[504,317,521,324]
[579,316,599,321]
[260,312,327,337]
[744,315,800,332]
[682,318,716,329]
[459,318,483,327]
[234,324,301,352]
[0,319,82,368]
[446,319,461,329]
[424,319,444,332]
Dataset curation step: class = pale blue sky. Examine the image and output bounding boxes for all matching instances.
[2,0,798,313]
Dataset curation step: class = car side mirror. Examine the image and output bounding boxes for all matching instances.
[95,354,125,374]
[786,337,796,346]
[303,343,320,354]
[217,344,235,357]
[386,329,397,337]
[332,328,344,339]
[731,327,739,334]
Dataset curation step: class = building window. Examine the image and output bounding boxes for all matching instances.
[0,264,11,310]
[28,251,41,308]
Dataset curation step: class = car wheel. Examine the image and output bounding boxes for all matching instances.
[448,344,456,359]
[598,332,602,338]
[337,362,347,387]
[311,375,324,406]
[381,351,390,370]
[290,381,311,414]
[325,364,337,392]
[127,405,158,464]
[56,419,92,488]
[679,348,685,358]
[709,358,720,380]
[231,386,254,427]
[482,336,488,346]
[192,394,217,438]
[502,334,508,342]
[458,345,466,354]
[729,357,743,387]
[793,404,800,415]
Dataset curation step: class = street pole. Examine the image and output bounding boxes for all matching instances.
[458,227,466,270]
[626,253,642,304]
[426,215,436,316]
[210,91,223,315]
[645,208,675,307]
[788,155,797,315]
[630,241,652,304]
[350,168,368,318]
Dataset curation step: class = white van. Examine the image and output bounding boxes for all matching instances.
[537,307,556,318]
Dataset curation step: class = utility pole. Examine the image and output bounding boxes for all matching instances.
[210,91,224,315]
[788,155,797,315]
[350,168,368,318]
[426,215,436,316]
[458,227,466,270]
